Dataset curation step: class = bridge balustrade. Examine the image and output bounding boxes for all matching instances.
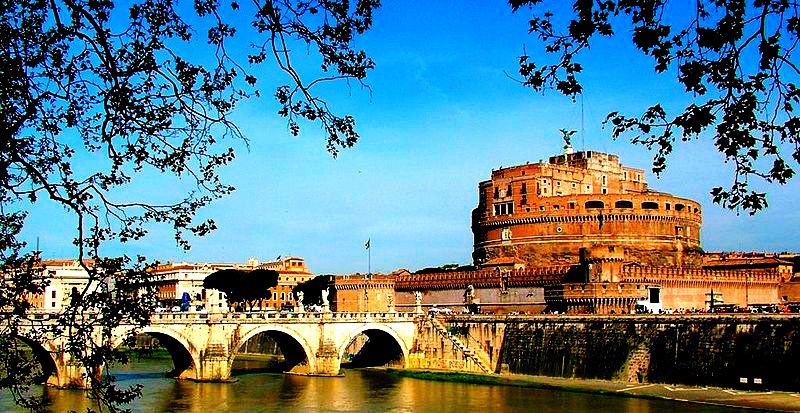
[147,310,419,323]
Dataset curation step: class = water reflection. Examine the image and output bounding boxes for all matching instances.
[0,357,744,412]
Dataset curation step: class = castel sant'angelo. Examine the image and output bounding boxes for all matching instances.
[471,144,703,269]
[392,141,799,314]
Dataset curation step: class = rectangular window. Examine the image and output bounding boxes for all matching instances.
[521,195,527,205]
[666,203,671,210]
[280,292,285,300]
[507,184,512,196]
[494,202,514,215]
[521,183,527,194]
[649,288,660,304]
[623,171,628,180]
[602,188,607,194]
[51,290,56,299]
[568,202,576,209]
[273,292,277,300]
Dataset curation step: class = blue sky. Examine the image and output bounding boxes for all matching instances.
[25,1,800,274]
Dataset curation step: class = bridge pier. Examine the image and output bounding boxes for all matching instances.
[313,337,342,376]
[47,351,98,389]
[197,355,232,382]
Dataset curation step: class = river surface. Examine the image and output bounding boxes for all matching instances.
[0,358,740,412]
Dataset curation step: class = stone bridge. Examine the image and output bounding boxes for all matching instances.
[19,311,425,388]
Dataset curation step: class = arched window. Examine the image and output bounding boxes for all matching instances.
[675,203,685,211]
[642,201,659,210]
[585,200,605,209]
[614,200,633,208]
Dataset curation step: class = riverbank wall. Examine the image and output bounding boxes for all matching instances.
[443,315,800,391]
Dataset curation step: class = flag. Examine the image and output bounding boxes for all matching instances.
[365,239,370,250]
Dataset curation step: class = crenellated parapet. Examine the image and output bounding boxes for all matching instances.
[333,277,395,291]
[395,271,501,291]
[622,266,781,284]
[395,266,570,291]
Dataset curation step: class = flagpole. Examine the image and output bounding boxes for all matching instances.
[366,238,371,279]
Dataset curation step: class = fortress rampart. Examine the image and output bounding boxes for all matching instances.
[394,267,570,291]
[393,264,781,313]
[622,266,781,283]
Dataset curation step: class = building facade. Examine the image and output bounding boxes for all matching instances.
[149,256,314,311]
[33,259,99,311]
[258,256,315,310]
[331,275,397,313]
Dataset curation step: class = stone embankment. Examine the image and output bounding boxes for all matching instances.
[442,314,800,392]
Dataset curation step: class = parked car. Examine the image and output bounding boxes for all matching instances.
[170,305,181,312]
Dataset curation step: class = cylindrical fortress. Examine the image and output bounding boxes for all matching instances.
[472,150,703,267]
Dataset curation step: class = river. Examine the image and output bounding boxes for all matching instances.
[0,358,740,412]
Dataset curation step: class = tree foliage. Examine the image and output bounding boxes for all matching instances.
[292,275,332,306]
[510,0,800,213]
[203,268,279,311]
[0,0,379,410]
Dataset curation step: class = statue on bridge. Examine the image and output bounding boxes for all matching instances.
[414,291,422,314]
[321,288,330,312]
[296,291,305,312]
[464,284,475,305]
[387,293,395,313]
[464,284,480,314]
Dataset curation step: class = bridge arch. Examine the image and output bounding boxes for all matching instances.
[13,334,59,385]
[232,325,316,375]
[338,324,409,369]
[110,326,200,380]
